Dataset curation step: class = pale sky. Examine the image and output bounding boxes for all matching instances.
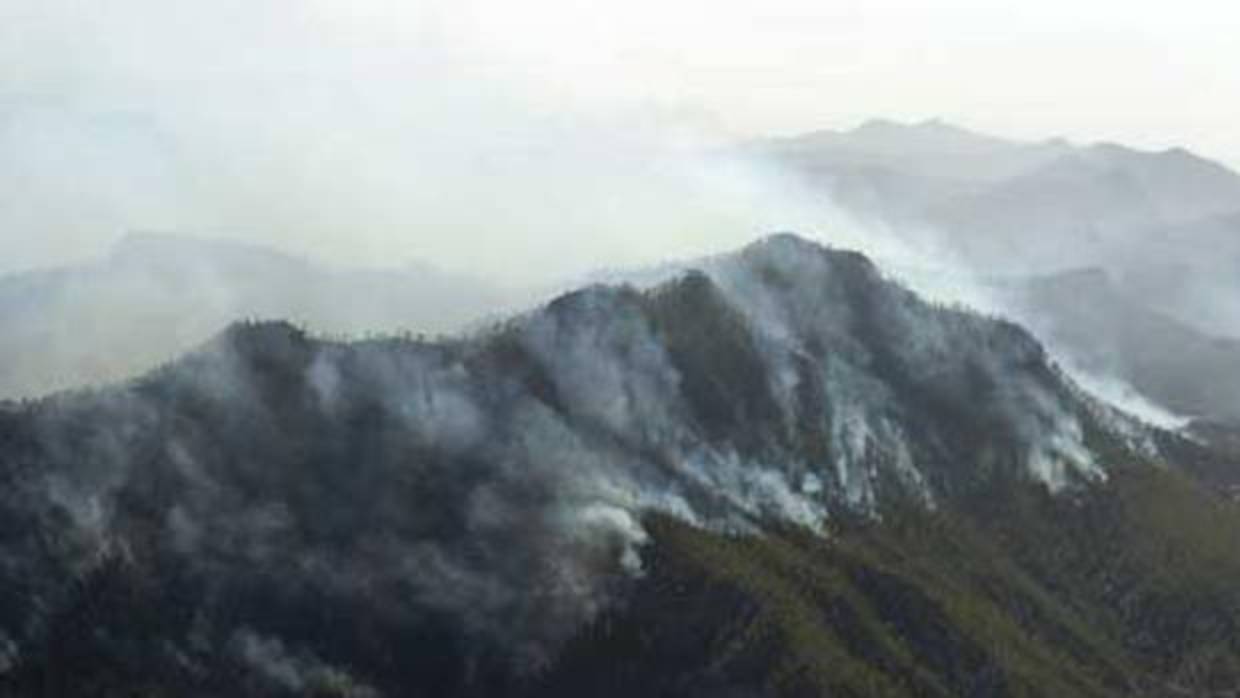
[2,0,1238,281]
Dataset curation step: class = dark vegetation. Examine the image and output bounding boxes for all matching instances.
[4,467,1240,697]
[553,466,1240,698]
[1,236,1238,696]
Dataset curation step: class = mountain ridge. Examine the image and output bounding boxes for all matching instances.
[1,234,1238,696]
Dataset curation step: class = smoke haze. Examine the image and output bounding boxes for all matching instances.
[6,0,1240,281]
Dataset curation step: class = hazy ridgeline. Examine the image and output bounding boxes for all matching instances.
[6,119,1240,435]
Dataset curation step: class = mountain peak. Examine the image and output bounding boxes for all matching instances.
[743,230,822,253]
[737,232,880,281]
[850,117,1007,144]
[853,117,958,133]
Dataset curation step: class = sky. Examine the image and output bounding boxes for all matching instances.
[2,0,1238,282]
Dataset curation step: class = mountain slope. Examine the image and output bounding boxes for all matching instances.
[544,464,1240,698]
[0,235,1237,696]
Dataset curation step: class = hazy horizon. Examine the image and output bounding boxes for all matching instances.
[5,0,1240,285]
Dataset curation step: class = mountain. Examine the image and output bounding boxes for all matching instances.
[751,121,1240,271]
[0,233,509,400]
[753,119,1072,185]
[748,119,1240,422]
[920,144,1240,275]
[753,119,1240,270]
[2,234,1239,696]
[992,267,1240,478]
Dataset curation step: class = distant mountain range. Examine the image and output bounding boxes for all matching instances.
[8,120,1240,428]
[0,233,510,400]
[3,235,1239,696]
[747,119,1240,339]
